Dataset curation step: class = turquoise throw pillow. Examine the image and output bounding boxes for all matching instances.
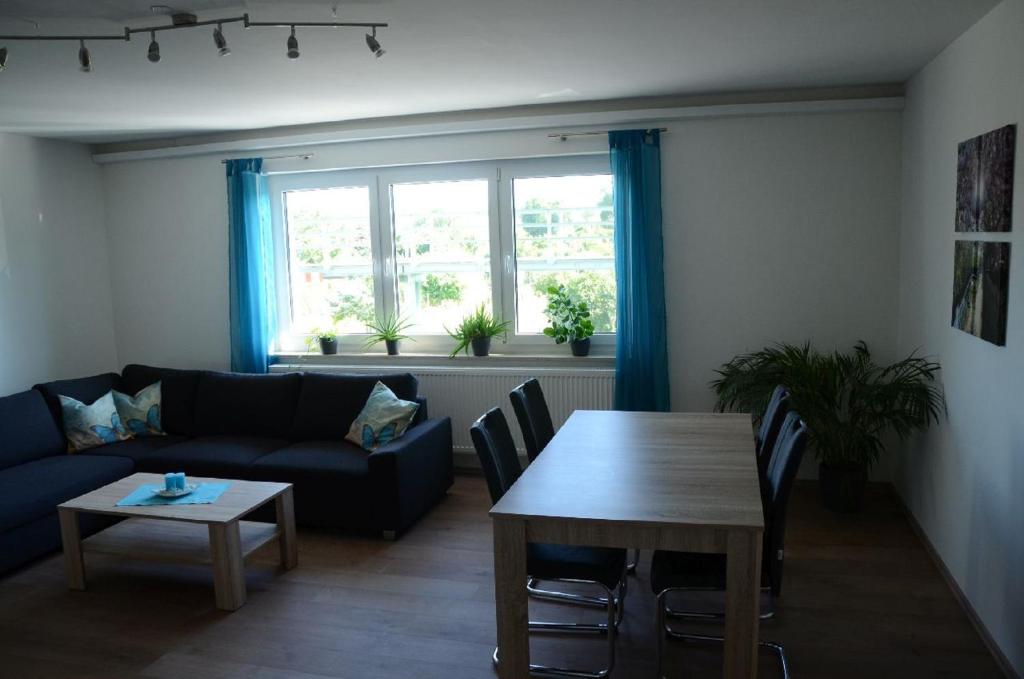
[112,381,165,437]
[59,391,129,452]
[345,381,420,451]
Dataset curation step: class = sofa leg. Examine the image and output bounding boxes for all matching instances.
[382,530,397,541]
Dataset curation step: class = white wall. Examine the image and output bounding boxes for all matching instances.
[896,0,1024,673]
[0,133,119,394]
[101,108,903,437]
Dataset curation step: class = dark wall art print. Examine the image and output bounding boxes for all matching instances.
[952,240,1010,346]
[955,124,1016,232]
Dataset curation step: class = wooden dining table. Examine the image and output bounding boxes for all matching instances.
[489,410,765,679]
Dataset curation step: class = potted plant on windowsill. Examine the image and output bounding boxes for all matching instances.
[365,313,412,356]
[307,329,339,355]
[710,341,945,513]
[447,305,510,358]
[542,285,596,357]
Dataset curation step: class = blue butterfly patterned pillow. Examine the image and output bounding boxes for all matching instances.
[112,381,165,438]
[345,381,420,452]
[58,391,130,452]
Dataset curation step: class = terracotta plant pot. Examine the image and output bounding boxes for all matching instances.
[471,336,492,357]
[570,337,592,357]
[819,463,868,513]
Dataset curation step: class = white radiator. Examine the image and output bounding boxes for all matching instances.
[276,363,615,467]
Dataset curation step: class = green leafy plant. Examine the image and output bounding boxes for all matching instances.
[446,305,510,358]
[305,327,338,352]
[364,313,413,349]
[710,341,945,468]
[542,285,595,344]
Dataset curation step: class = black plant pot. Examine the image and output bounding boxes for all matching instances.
[570,337,592,357]
[319,337,338,355]
[819,463,868,513]
[385,339,400,356]
[471,336,492,357]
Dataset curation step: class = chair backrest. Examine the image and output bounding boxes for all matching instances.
[509,378,556,462]
[470,408,524,505]
[761,410,808,597]
[754,385,790,476]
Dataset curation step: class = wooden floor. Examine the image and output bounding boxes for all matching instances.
[0,476,1004,679]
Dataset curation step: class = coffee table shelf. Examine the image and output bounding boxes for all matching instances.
[83,518,281,565]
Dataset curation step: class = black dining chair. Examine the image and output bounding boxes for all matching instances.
[650,410,808,679]
[754,385,791,476]
[471,407,628,679]
[509,378,556,463]
[510,378,641,576]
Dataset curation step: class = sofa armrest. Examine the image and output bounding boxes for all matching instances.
[367,417,453,536]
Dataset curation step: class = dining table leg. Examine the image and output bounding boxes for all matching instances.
[724,528,763,679]
[493,516,529,679]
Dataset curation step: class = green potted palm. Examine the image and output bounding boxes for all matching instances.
[364,313,412,356]
[542,285,596,356]
[711,341,944,512]
[447,305,510,358]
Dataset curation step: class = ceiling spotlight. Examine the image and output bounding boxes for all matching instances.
[213,24,230,56]
[147,31,161,63]
[0,47,7,71]
[365,27,384,58]
[286,26,299,59]
[78,40,92,72]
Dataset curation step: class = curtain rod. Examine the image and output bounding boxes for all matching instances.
[548,127,667,141]
[220,152,315,164]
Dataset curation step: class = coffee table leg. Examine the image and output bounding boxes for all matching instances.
[209,521,246,611]
[276,487,298,570]
[58,508,85,590]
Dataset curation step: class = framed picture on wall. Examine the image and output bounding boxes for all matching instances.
[951,240,1010,346]
[955,124,1016,232]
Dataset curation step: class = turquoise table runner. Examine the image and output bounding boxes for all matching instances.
[116,482,231,507]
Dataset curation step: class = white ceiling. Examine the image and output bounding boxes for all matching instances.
[0,0,1000,143]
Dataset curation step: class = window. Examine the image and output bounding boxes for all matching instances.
[269,156,614,354]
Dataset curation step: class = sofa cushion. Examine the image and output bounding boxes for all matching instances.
[0,390,65,469]
[291,372,419,441]
[59,392,130,452]
[112,382,165,437]
[345,382,420,451]
[0,454,133,533]
[194,371,301,438]
[34,373,123,428]
[79,435,189,464]
[250,441,372,529]
[121,364,201,436]
[135,435,287,478]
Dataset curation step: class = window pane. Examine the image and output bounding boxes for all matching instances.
[513,175,616,334]
[392,180,492,334]
[283,186,375,336]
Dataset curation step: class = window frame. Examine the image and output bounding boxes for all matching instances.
[268,154,614,356]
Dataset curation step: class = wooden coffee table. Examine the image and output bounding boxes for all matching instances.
[57,472,297,611]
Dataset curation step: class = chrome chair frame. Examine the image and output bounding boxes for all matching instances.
[494,565,628,678]
[663,584,776,621]
[655,589,790,679]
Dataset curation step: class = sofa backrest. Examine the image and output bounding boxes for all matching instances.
[290,372,420,441]
[121,364,201,436]
[33,373,123,430]
[194,371,302,439]
[0,390,66,469]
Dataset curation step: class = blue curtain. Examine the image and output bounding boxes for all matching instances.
[226,158,276,374]
[610,130,670,411]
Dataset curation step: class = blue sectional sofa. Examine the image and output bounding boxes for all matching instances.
[0,365,454,576]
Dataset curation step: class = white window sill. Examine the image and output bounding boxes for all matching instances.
[271,351,615,371]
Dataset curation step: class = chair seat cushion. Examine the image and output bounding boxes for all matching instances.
[650,550,770,594]
[79,435,189,464]
[0,454,133,533]
[528,543,627,590]
[135,436,287,478]
[250,441,372,529]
